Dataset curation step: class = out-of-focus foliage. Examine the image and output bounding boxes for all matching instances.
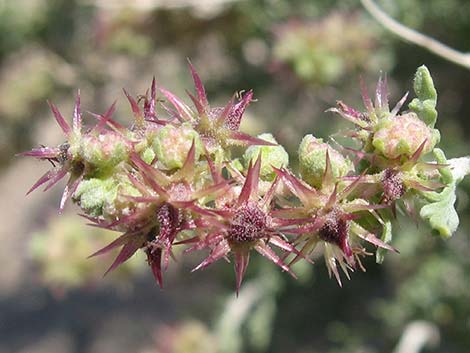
[0,46,75,163]
[143,320,218,353]
[378,0,470,47]
[214,263,283,353]
[0,0,49,58]
[272,12,392,85]
[30,214,144,294]
[374,222,470,350]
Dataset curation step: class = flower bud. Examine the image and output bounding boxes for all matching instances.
[152,123,203,170]
[298,134,353,188]
[372,112,439,160]
[243,133,289,181]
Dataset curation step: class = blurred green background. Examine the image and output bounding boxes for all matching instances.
[1,0,469,352]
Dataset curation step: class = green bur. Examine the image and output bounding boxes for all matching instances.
[372,66,440,160]
[140,146,156,164]
[298,134,353,188]
[73,176,139,218]
[243,133,289,181]
[152,123,203,170]
[80,132,131,173]
[372,112,440,159]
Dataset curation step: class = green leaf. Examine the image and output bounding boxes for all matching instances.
[408,65,438,127]
[376,220,392,264]
[420,183,458,238]
[419,151,470,238]
[433,148,452,184]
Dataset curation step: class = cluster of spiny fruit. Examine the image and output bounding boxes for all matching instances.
[21,63,456,291]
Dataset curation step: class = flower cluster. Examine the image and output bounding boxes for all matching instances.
[21,63,467,291]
